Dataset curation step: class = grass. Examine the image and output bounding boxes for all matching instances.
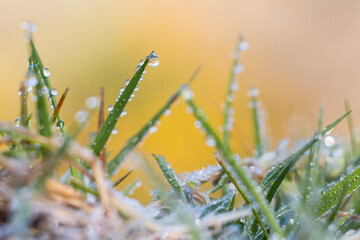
[0,26,360,239]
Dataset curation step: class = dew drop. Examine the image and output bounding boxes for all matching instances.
[164,109,171,116]
[324,136,335,147]
[149,53,160,67]
[120,109,127,117]
[43,68,51,78]
[134,87,139,91]
[182,88,193,100]
[247,86,259,98]
[112,127,118,135]
[75,111,88,123]
[238,41,249,51]
[108,105,114,111]
[119,87,125,92]
[233,64,244,74]
[149,126,158,134]
[139,59,145,66]
[85,96,100,109]
[56,120,65,129]
[50,88,58,96]
[26,72,38,87]
[194,121,202,128]
[205,136,216,147]
[14,118,20,127]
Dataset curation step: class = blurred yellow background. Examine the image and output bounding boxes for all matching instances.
[1,1,360,203]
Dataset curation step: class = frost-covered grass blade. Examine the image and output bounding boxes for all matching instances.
[182,87,284,237]
[153,154,188,204]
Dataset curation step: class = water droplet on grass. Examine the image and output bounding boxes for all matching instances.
[149,53,160,67]
[112,127,118,135]
[233,64,244,74]
[43,68,51,77]
[50,88,57,96]
[247,86,259,97]
[56,120,65,129]
[238,41,249,51]
[14,118,20,127]
[325,136,335,147]
[108,105,114,111]
[205,136,216,147]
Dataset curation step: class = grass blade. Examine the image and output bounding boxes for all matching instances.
[223,36,247,147]
[311,167,360,219]
[248,86,263,158]
[182,87,283,237]
[29,37,67,136]
[113,169,134,187]
[153,154,188,204]
[91,52,153,156]
[19,82,29,128]
[261,110,351,199]
[215,155,269,239]
[30,57,52,137]
[51,87,69,124]
[107,70,200,176]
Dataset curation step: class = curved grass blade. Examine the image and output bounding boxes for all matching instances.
[311,166,360,219]
[91,52,153,156]
[182,87,283,237]
[107,66,201,176]
[153,154,188,204]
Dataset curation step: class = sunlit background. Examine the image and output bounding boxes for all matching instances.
[1,1,360,203]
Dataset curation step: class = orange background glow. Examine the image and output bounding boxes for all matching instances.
[1,1,360,202]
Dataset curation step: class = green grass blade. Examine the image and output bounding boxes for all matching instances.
[91,52,153,156]
[107,83,190,176]
[207,173,229,194]
[19,83,29,128]
[69,178,99,197]
[337,209,354,231]
[153,154,188,203]
[200,191,236,218]
[30,57,52,137]
[215,155,269,239]
[345,100,357,157]
[248,87,263,158]
[223,36,246,147]
[261,110,351,198]
[311,167,360,219]
[29,37,67,136]
[182,87,283,237]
